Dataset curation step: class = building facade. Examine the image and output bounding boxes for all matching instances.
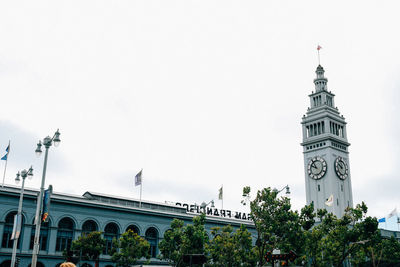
[0,186,254,267]
[301,65,354,218]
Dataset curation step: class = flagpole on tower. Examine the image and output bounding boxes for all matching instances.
[1,140,10,188]
[317,45,322,65]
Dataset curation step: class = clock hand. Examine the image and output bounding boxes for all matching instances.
[311,163,317,169]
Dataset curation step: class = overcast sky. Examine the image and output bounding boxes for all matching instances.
[0,0,399,229]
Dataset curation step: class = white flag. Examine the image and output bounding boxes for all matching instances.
[325,194,333,207]
[388,208,397,218]
[218,186,223,200]
[135,169,142,186]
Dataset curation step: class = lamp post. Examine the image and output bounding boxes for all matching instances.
[273,185,290,196]
[11,166,33,267]
[31,129,60,267]
[200,200,215,209]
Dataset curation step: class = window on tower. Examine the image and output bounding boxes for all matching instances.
[326,96,333,106]
[306,121,326,138]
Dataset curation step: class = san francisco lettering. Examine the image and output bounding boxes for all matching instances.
[175,202,251,221]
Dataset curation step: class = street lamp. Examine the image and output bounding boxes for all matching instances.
[31,129,60,267]
[11,166,33,267]
[273,185,290,196]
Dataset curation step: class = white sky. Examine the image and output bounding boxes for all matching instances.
[1,0,399,228]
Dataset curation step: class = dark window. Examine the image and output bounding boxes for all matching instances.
[82,220,98,235]
[104,223,119,255]
[145,227,158,258]
[337,199,339,206]
[318,185,320,191]
[30,219,50,250]
[56,217,74,251]
[1,260,12,267]
[341,185,343,192]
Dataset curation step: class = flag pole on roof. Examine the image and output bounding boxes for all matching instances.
[135,169,143,208]
[218,185,223,210]
[1,140,10,188]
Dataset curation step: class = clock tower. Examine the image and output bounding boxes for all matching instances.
[301,65,353,218]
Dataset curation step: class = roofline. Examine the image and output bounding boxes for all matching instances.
[0,185,255,227]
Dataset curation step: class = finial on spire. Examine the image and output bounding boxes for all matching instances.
[317,45,322,65]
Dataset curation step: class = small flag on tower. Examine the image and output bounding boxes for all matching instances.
[135,169,142,186]
[317,45,322,50]
[325,194,333,207]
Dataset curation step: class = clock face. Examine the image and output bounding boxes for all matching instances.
[307,156,327,180]
[335,157,349,180]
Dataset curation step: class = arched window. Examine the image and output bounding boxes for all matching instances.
[56,217,74,251]
[82,220,98,235]
[2,211,24,249]
[125,225,140,235]
[30,219,50,251]
[104,223,119,255]
[145,227,158,258]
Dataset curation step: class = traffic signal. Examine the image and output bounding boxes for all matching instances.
[15,257,20,267]
[265,251,272,262]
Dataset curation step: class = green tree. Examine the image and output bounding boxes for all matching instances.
[206,224,256,267]
[111,229,150,267]
[380,236,400,265]
[70,231,105,267]
[305,202,382,267]
[159,214,209,266]
[159,218,185,266]
[351,235,400,267]
[181,214,209,256]
[242,186,314,266]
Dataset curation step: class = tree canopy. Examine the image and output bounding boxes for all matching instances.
[111,229,150,267]
[70,231,105,266]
